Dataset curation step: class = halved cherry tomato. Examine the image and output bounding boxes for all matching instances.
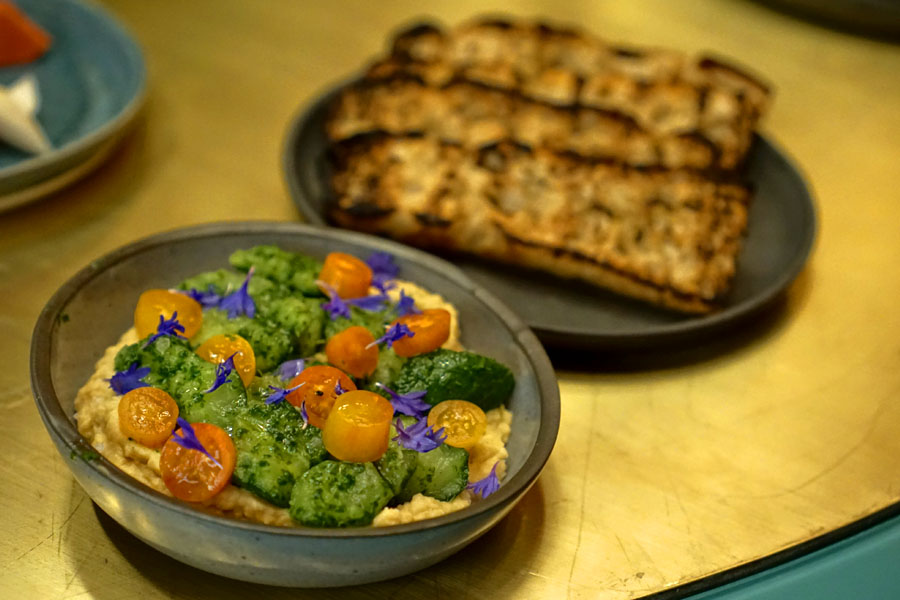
[134,289,203,339]
[286,365,357,429]
[322,390,393,463]
[317,252,373,299]
[195,334,256,387]
[160,422,235,502]
[117,387,179,448]
[389,308,451,357]
[325,326,379,378]
[427,400,487,450]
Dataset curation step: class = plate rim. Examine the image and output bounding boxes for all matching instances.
[282,79,818,349]
[0,0,147,199]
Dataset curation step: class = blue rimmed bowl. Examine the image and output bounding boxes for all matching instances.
[30,221,560,586]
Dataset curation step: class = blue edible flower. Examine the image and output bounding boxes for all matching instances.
[375,382,429,418]
[204,354,237,393]
[321,292,352,321]
[395,289,421,317]
[219,267,256,318]
[299,400,309,427]
[265,382,304,405]
[368,323,414,350]
[106,362,151,395]
[171,418,221,468]
[320,281,389,321]
[392,417,446,453]
[145,312,186,346]
[183,285,222,308]
[467,463,501,499]
[276,358,306,382]
[334,379,349,396]
[366,252,399,293]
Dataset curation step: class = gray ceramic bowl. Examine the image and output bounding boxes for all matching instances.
[30,221,560,587]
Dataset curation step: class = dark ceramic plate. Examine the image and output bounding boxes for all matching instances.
[282,83,817,350]
[30,221,559,586]
[0,0,146,211]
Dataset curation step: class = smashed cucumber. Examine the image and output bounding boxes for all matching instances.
[290,461,394,527]
[394,442,469,504]
[392,349,514,411]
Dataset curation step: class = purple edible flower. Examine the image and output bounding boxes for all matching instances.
[321,292,352,321]
[299,400,309,428]
[145,312,186,346]
[106,362,151,395]
[219,267,256,318]
[172,417,222,469]
[319,281,388,320]
[277,358,306,382]
[204,354,237,393]
[375,382,429,418]
[348,293,389,312]
[467,463,501,499]
[366,252,399,293]
[392,417,446,453]
[334,379,349,396]
[265,382,304,405]
[367,323,414,350]
[395,289,421,317]
[183,285,222,308]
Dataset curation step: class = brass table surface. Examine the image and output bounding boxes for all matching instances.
[3,1,899,598]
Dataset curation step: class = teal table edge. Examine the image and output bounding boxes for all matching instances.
[665,504,900,599]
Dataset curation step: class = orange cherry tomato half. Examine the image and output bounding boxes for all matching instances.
[195,334,256,387]
[426,400,487,450]
[134,289,203,340]
[317,252,373,299]
[286,365,357,429]
[322,390,393,463]
[325,326,379,379]
[160,422,235,502]
[389,308,451,357]
[117,387,180,448]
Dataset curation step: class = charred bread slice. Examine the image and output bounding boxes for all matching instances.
[328,135,749,313]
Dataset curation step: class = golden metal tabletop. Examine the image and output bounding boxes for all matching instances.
[3,0,900,598]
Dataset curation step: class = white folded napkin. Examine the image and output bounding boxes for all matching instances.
[0,73,51,155]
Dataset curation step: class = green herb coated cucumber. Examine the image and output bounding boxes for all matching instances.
[290,461,394,527]
[393,349,515,411]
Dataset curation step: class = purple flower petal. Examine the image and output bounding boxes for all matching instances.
[366,252,400,293]
[392,417,446,453]
[369,323,414,350]
[334,379,349,396]
[467,463,501,499]
[182,285,222,308]
[219,267,256,318]
[277,358,306,382]
[106,362,151,395]
[299,400,309,427]
[375,383,430,418]
[171,417,222,469]
[265,382,304,405]
[204,354,237,393]
[145,312,187,346]
[347,294,389,312]
[395,289,421,317]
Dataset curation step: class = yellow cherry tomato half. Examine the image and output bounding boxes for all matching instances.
[322,390,393,463]
[195,334,256,387]
[134,289,203,340]
[117,387,180,448]
[317,252,373,299]
[160,422,236,502]
[426,400,487,450]
[286,365,357,429]
[390,308,451,358]
[325,326,379,379]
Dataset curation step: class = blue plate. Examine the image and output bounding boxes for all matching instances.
[0,0,145,210]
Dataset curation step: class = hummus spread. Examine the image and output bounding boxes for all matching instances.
[74,281,512,527]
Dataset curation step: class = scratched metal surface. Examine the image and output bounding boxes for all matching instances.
[3,0,900,598]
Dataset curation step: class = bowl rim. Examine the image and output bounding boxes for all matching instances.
[30,220,560,538]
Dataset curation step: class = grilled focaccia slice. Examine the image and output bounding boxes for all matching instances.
[348,19,771,170]
[328,135,749,313]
